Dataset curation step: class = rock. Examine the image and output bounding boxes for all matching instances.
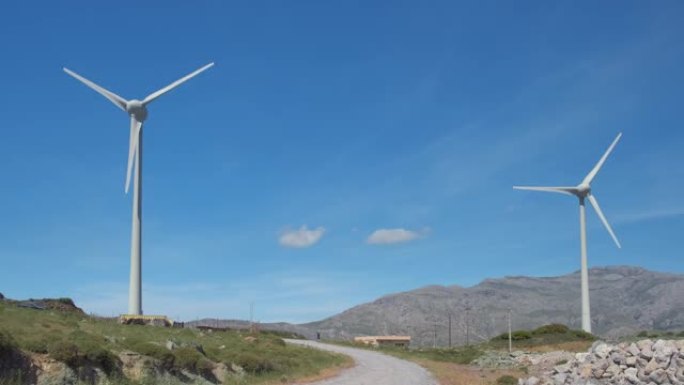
[626,343,641,357]
[551,372,567,384]
[626,356,638,367]
[611,351,626,365]
[641,345,654,360]
[526,376,540,385]
[637,339,654,351]
[575,352,590,363]
[644,358,660,375]
[649,368,667,384]
[212,363,232,383]
[625,367,639,383]
[165,340,177,350]
[593,343,612,358]
[604,364,621,378]
[230,363,245,377]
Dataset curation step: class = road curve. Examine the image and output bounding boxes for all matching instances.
[285,339,438,385]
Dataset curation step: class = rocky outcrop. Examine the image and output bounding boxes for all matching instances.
[519,339,684,385]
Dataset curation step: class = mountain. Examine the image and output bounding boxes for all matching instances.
[301,266,684,347]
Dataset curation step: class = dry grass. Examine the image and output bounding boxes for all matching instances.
[522,340,592,353]
[288,356,355,384]
[414,360,523,385]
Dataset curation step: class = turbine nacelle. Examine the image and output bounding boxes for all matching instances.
[576,184,591,198]
[126,100,148,121]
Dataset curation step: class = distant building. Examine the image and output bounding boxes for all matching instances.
[354,335,411,348]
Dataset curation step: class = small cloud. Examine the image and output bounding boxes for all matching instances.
[279,225,326,248]
[366,228,427,245]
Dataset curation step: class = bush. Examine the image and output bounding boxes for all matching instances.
[56,298,75,306]
[637,330,648,337]
[126,341,175,369]
[511,330,532,340]
[80,342,119,373]
[22,337,50,354]
[496,375,518,385]
[532,324,569,335]
[174,347,205,371]
[676,330,684,337]
[0,329,18,359]
[237,353,276,374]
[570,329,595,340]
[48,341,81,367]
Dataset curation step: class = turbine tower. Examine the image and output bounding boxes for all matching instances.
[64,63,214,315]
[513,133,622,333]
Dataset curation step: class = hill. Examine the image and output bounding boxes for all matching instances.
[302,266,684,347]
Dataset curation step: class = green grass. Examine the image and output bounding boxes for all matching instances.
[0,301,348,384]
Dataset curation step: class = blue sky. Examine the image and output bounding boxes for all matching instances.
[1,1,683,323]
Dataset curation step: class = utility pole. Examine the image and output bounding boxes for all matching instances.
[507,308,513,353]
[433,321,437,348]
[250,302,254,324]
[465,306,471,346]
[448,313,452,348]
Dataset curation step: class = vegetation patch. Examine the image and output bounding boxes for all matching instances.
[0,300,349,384]
[488,323,595,350]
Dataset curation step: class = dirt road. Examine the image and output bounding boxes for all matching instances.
[285,339,438,385]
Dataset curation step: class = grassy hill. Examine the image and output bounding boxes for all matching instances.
[0,299,349,384]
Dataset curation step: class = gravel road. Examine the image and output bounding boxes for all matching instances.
[285,339,438,385]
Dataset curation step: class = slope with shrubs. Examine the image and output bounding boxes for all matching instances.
[487,323,596,352]
[0,300,349,384]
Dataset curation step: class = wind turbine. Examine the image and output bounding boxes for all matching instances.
[513,133,622,333]
[64,62,214,315]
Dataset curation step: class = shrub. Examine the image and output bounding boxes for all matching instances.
[0,329,18,359]
[126,341,175,369]
[532,324,569,335]
[174,347,204,371]
[676,330,684,337]
[196,358,215,377]
[48,340,81,367]
[511,330,532,340]
[22,337,50,354]
[80,342,119,373]
[56,298,75,306]
[496,375,518,385]
[570,329,595,340]
[555,359,568,365]
[237,353,276,374]
[637,330,648,337]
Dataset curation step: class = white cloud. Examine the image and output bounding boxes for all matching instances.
[366,228,426,245]
[278,225,325,248]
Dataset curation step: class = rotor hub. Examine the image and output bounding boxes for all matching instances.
[126,100,148,121]
[577,184,591,197]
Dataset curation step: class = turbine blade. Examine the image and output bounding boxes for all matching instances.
[513,186,578,196]
[587,194,621,248]
[582,133,622,185]
[63,68,127,111]
[142,62,214,105]
[125,117,143,194]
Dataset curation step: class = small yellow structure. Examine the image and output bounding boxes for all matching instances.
[354,335,411,348]
[119,314,174,327]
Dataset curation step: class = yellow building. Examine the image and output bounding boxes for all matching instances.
[354,335,411,348]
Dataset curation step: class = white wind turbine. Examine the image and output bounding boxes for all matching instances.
[64,62,214,315]
[513,133,622,333]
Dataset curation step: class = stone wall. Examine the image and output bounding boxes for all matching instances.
[520,339,684,385]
